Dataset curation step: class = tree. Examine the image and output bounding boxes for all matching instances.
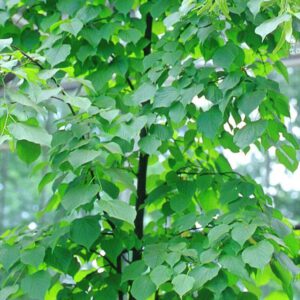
[0,0,300,299]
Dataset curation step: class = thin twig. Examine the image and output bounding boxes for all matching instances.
[12,46,76,115]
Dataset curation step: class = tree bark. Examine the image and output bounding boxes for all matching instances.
[132,12,153,261]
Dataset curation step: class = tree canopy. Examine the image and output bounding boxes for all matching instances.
[0,0,300,299]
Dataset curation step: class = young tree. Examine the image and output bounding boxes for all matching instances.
[0,0,300,299]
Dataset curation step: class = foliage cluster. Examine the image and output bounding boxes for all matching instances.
[0,0,300,299]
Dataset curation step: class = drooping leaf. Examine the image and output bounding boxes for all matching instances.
[0,38,12,51]
[242,240,274,269]
[21,246,45,268]
[197,106,223,139]
[16,140,41,164]
[70,216,100,249]
[231,223,257,246]
[255,14,291,40]
[153,86,179,108]
[213,42,244,70]
[238,90,266,115]
[99,198,136,225]
[219,255,250,280]
[0,244,20,271]
[8,123,52,147]
[150,265,172,288]
[114,0,134,14]
[144,243,167,268]
[132,82,156,104]
[172,274,195,297]
[0,285,19,300]
[247,0,265,17]
[208,224,231,245]
[60,19,83,36]
[62,184,100,211]
[45,44,71,67]
[131,275,156,300]
[139,135,161,155]
[68,149,100,168]
[190,264,220,289]
[233,120,268,149]
[122,260,147,283]
[21,271,51,300]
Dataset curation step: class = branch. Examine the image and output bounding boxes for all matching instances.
[132,12,153,262]
[126,76,134,91]
[177,170,247,181]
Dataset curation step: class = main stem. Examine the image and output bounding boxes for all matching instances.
[132,12,153,261]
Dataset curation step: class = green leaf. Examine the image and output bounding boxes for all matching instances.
[164,12,180,28]
[99,198,136,225]
[8,123,52,147]
[21,246,45,268]
[62,95,91,111]
[208,224,231,244]
[255,13,291,40]
[0,11,9,26]
[275,252,300,276]
[219,72,241,91]
[131,275,156,300]
[139,135,161,155]
[114,0,134,14]
[132,82,156,104]
[274,60,289,82]
[119,28,143,44]
[200,248,220,264]
[144,243,167,268]
[242,240,274,268]
[219,255,250,280]
[21,271,51,300]
[172,274,195,297]
[247,0,265,17]
[213,42,244,70]
[0,244,20,270]
[276,145,298,172]
[169,102,186,123]
[70,216,100,249]
[106,168,135,191]
[153,86,179,108]
[76,6,101,23]
[122,260,147,283]
[151,124,173,141]
[190,264,220,289]
[56,0,85,15]
[238,90,266,115]
[60,19,83,36]
[62,184,100,211]
[170,194,191,212]
[231,223,257,246]
[150,265,172,288]
[0,38,12,51]
[16,140,41,164]
[271,260,294,299]
[197,106,223,139]
[0,285,19,300]
[0,135,10,145]
[165,251,181,267]
[69,149,100,168]
[233,120,267,149]
[45,44,71,67]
